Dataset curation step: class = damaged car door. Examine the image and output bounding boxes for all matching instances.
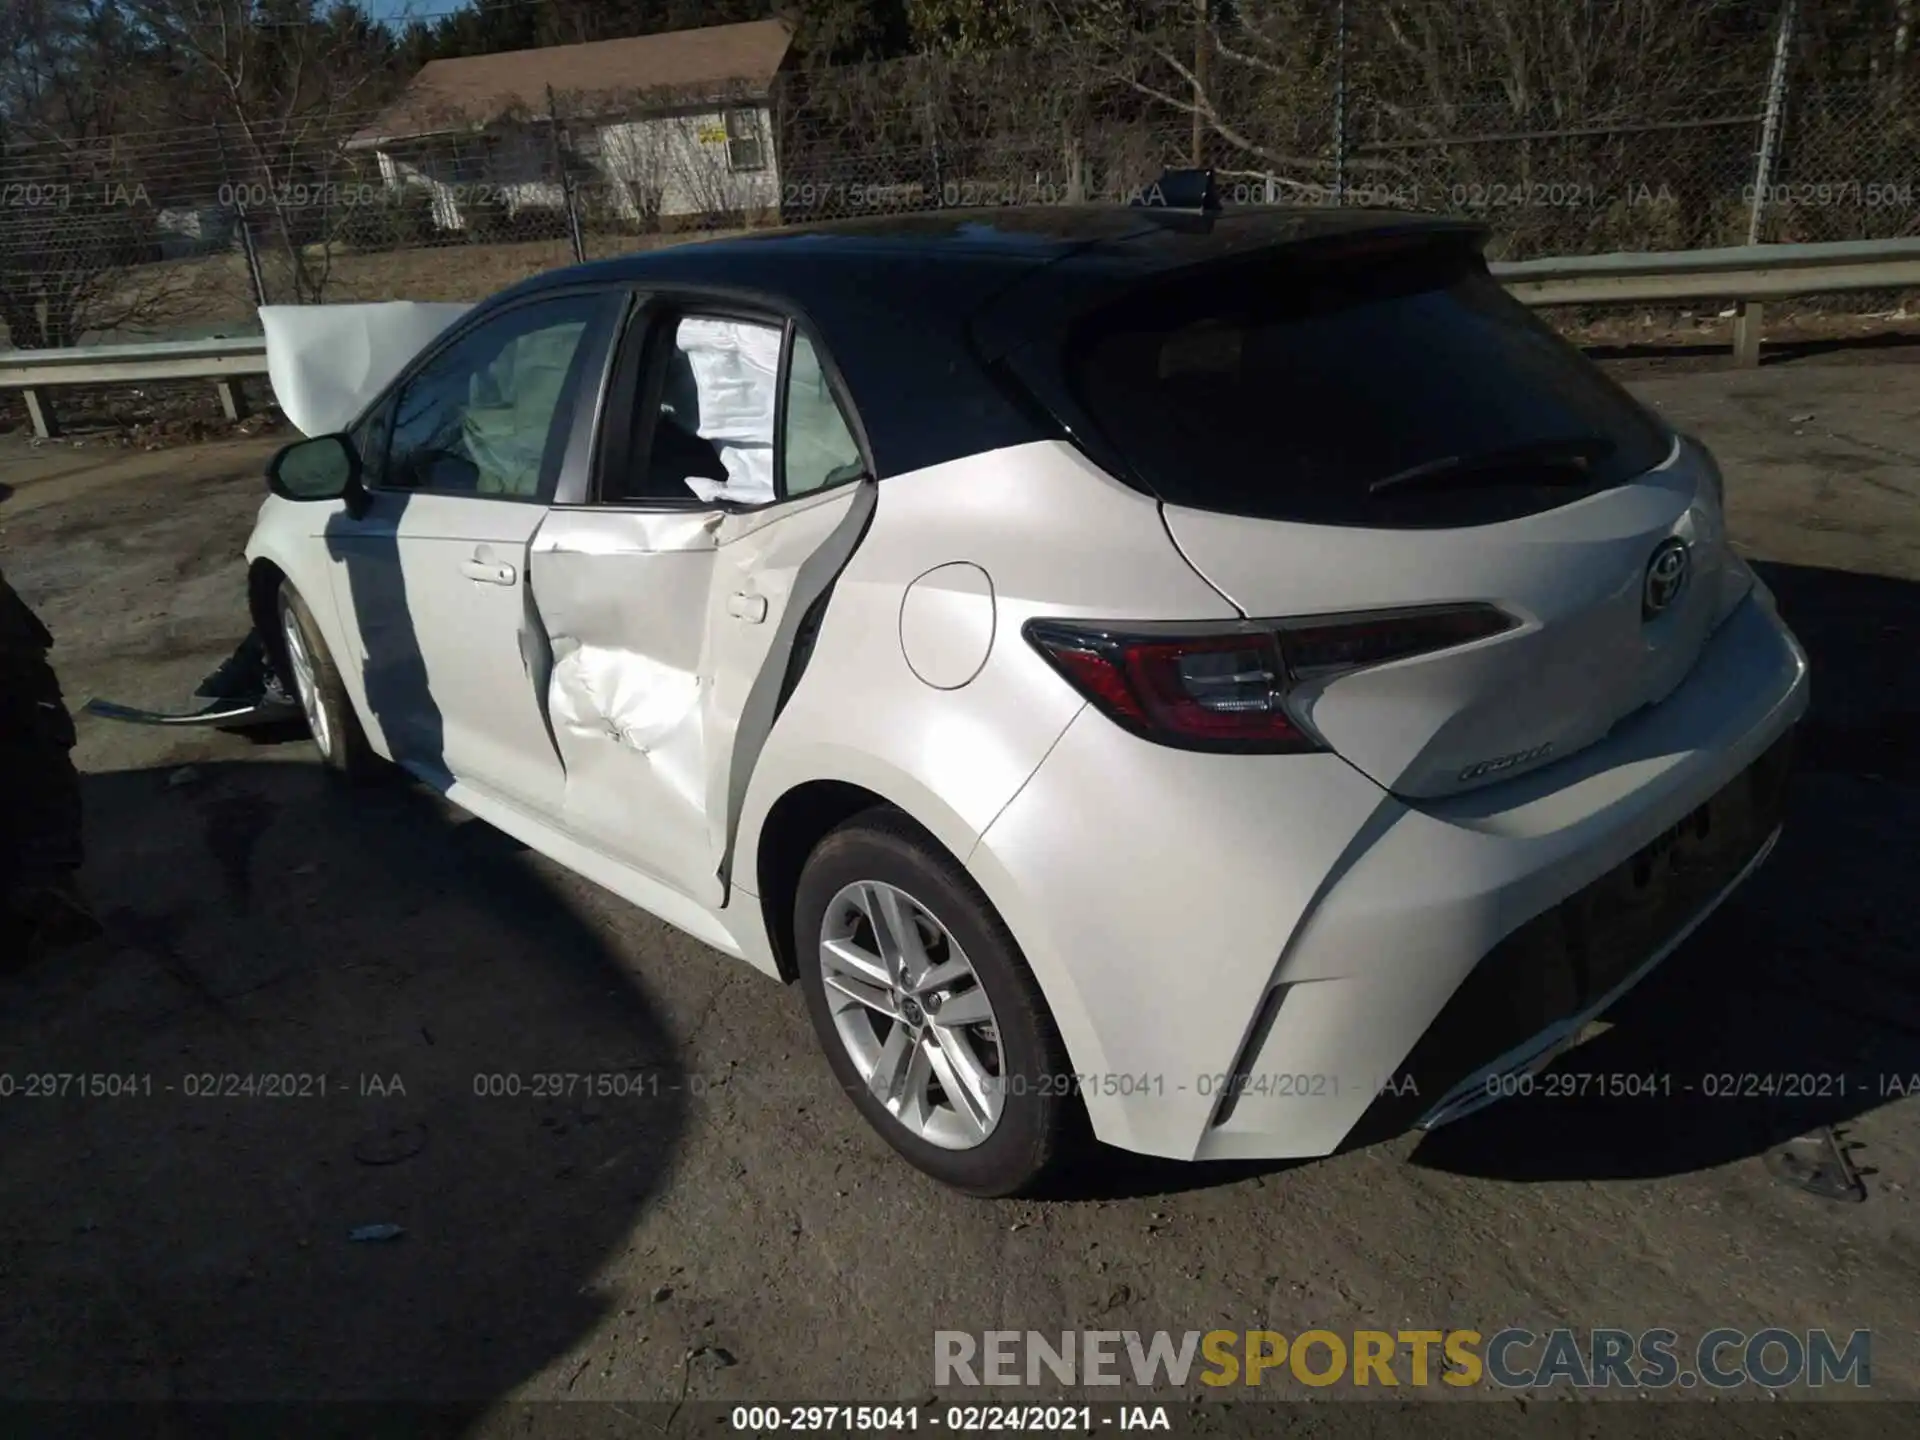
[529,306,873,909]
[327,290,621,809]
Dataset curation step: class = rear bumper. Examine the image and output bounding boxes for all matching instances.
[969,588,1809,1160]
[1356,728,1793,1143]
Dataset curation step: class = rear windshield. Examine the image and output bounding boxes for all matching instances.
[1061,238,1672,527]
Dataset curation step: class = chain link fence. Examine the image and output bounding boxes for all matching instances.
[3,22,1917,349]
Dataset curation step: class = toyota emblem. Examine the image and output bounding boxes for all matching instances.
[1643,538,1691,619]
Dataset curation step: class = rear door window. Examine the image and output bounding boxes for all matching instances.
[605,310,869,507]
[782,332,865,496]
[1063,240,1672,527]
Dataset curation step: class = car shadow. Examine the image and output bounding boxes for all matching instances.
[216,496,447,773]
[1585,328,1920,370]
[1046,1147,1307,1202]
[312,496,449,786]
[0,759,687,1405]
[228,714,328,749]
[223,493,445,781]
[1407,560,1920,1183]
[1756,329,1920,368]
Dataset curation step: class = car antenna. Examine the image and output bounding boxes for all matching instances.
[1130,167,1221,214]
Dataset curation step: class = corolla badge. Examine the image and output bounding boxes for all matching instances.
[1458,741,1555,783]
[1643,537,1691,619]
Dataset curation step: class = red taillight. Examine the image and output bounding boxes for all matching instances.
[1025,623,1312,752]
[1046,645,1150,724]
[1025,604,1514,753]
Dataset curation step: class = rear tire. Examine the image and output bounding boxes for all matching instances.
[795,808,1076,1197]
[276,584,375,779]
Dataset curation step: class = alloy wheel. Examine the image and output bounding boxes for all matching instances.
[280,607,332,760]
[817,880,1006,1150]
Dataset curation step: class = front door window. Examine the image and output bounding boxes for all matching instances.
[384,294,608,500]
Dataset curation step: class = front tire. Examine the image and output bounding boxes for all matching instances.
[795,808,1076,1197]
[276,584,375,779]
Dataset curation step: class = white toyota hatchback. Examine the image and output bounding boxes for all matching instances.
[246,193,1808,1195]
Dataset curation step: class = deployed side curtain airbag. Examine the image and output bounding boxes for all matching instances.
[671,317,780,505]
[462,322,587,496]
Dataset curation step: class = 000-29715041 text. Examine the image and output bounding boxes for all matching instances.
[727,1405,1169,1432]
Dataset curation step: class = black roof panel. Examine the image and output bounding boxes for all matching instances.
[511,204,1478,303]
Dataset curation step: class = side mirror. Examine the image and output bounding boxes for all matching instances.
[267,433,367,516]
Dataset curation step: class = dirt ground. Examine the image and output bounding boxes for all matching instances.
[0,350,1918,1428]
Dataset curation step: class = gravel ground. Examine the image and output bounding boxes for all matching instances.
[0,351,1916,1429]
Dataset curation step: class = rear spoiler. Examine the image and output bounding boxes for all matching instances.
[260,301,473,437]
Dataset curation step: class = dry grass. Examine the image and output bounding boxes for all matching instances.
[217,227,746,318]
[2,228,749,347]
[0,229,750,433]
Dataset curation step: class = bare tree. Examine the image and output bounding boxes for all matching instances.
[1051,0,1354,191]
[0,0,196,347]
[128,0,394,302]
[1048,0,1785,209]
[668,110,775,228]
[581,80,780,234]
[775,44,1143,222]
[584,100,676,234]
[1368,0,1751,129]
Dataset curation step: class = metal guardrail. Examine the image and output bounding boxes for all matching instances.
[0,333,267,438]
[3,236,1919,439]
[1490,236,1920,365]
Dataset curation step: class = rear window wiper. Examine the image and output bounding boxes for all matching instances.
[1368,435,1617,495]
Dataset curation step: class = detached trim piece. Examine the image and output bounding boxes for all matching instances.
[82,696,301,729]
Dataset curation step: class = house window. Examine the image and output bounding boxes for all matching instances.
[723,108,764,173]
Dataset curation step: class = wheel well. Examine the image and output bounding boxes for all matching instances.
[247,560,290,680]
[754,780,894,984]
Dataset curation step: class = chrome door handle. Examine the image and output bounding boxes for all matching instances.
[727,591,768,624]
[460,558,516,586]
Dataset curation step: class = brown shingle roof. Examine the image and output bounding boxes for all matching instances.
[351,19,793,146]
